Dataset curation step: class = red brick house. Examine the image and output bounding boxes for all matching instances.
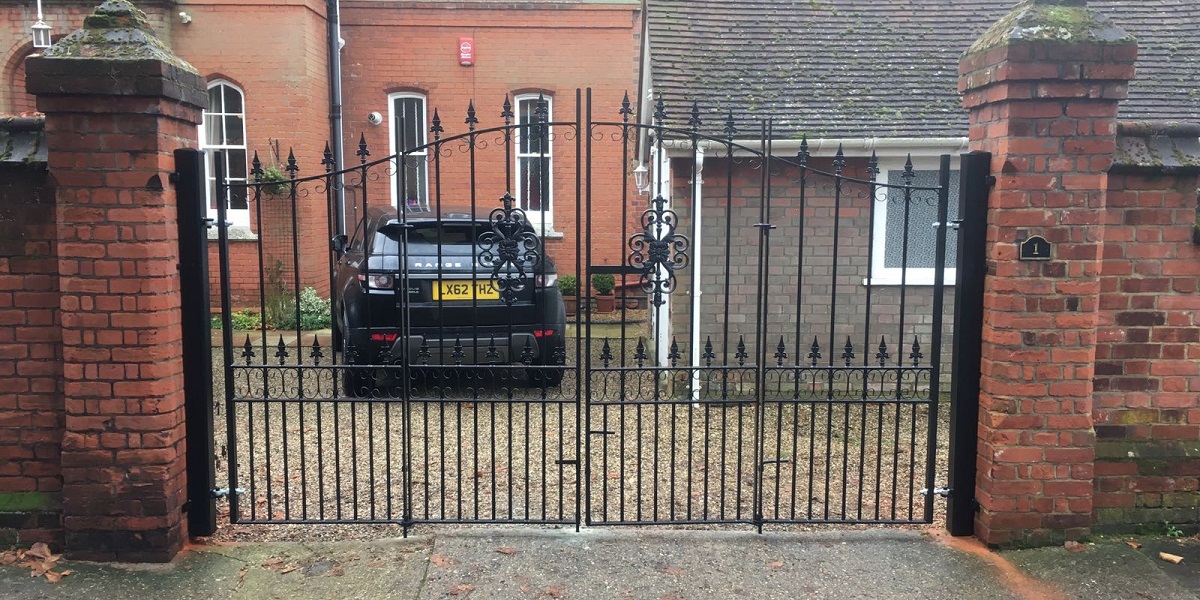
[3,0,644,305]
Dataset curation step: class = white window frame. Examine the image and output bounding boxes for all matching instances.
[868,156,958,286]
[514,94,554,230]
[200,80,250,228]
[388,93,429,212]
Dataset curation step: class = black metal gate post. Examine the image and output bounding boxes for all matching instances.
[946,150,991,536]
[175,148,217,537]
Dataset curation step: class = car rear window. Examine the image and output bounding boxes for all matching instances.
[372,222,489,254]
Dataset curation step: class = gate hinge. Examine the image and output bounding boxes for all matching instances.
[920,487,952,498]
[212,487,246,499]
[984,175,997,187]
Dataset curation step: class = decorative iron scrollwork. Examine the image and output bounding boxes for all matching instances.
[478,192,543,306]
[628,193,689,307]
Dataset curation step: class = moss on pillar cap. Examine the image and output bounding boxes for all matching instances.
[41,0,197,73]
[966,0,1135,54]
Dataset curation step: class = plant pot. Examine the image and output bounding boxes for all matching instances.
[595,294,615,314]
[564,295,578,317]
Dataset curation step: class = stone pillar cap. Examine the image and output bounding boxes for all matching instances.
[25,0,205,110]
[966,0,1135,55]
[41,0,197,74]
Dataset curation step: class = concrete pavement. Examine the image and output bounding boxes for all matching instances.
[1,528,1196,599]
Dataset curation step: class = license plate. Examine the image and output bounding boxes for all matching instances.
[434,280,500,301]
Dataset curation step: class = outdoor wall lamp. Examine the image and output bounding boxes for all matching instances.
[633,163,649,194]
[31,20,51,48]
[31,0,51,48]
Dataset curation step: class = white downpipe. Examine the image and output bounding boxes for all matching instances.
[653,147,672,367]
[689,147,705,402]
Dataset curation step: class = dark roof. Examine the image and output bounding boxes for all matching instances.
[646,0,1200,139]
[0,117,47,164]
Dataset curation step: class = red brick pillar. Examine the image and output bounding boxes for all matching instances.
[25,0,205,561]
[958,0,1136,547]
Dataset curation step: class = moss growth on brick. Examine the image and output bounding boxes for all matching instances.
[42,0,197,73]
[1097,440,1200,460]
[0,492,54,512]
[966,0,1135,55]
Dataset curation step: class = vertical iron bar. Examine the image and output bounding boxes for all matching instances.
[576,88,585,525]
[859,154,880,520]
[321,146,336,521]
[287,160,304,520]
[925,154,952,523]
[751,120,773,532]
[789,142,809,521]
[467,102,481,521]
[382,150,393,522]
[582,88,591,528]
[397,147,411,529]
[249,154,270,522]
[825,147,847,520]
[213,156,239,523]
[892,158,916,521]
[431,112,448,521]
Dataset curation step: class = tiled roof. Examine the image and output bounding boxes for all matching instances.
[646,0,1200,139]
[0,117,46,164]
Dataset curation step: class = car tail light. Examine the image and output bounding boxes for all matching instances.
[535,273,557,288]
[358,273,394,289]
[370,333,399,342]
[533,329,554,338]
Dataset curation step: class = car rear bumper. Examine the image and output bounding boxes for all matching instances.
[345,327,564,366]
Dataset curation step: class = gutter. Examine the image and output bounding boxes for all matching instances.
[662,136,970,157]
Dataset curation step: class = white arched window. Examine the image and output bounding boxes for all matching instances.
[514,94,553,228]
[388,93,429,211]
[201,81,249,227]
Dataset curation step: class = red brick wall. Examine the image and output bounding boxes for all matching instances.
[207,240,262,310]
[171,0,333,303]
[0,161,62,547]
[31,94,204,560]
[1093,168,1200,528]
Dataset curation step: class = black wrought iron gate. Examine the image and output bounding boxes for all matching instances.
[189,89,961,532]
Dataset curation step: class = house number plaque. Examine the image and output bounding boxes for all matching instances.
[1019,235,1051,261]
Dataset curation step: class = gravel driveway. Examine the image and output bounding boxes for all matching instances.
[208,337,950,542]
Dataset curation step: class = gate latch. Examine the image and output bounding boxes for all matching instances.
[212,487,246,499]
[920,487,952,498]
[931,220,961,231]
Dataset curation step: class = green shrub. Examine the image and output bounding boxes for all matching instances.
[258,164,290,195]
[273,287,332,331]
[591,273,615,296]
[558,274,578,296]
[211,309,261,330]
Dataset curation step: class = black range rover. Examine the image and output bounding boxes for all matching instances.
[333,207,567,394]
